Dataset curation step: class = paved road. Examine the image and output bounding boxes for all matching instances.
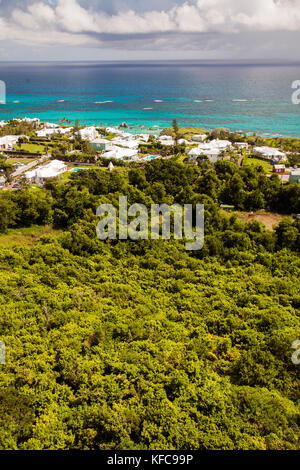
[12,154,49,178]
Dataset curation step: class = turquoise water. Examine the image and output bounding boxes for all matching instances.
[0,61,300,137]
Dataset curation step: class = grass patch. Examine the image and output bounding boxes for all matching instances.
[18,143,46,154]
[0,225,61,247]
[243,156,273,173]
[6,158,36,164]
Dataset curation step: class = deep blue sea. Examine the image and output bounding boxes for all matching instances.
[0,61,300,136]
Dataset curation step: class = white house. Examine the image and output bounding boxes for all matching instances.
[192,134,207,143]
[14,117,40,125]
[36,127,73,138]
[189,139,232,163]
[44,122,59,129]
[79,126,99,141]
[177,139,190,145]
[111,138,139,149]
[0,135,20,150]
[159,136,175,146]
[253,146,287,162]
[103,147,138,161]
[25,160,67,184]
[235,142,249,149]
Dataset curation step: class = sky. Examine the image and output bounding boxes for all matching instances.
[0,0,300,61]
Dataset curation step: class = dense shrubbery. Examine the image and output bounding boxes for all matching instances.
[0,158,299,450]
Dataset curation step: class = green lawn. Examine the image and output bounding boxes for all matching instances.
[243,156,273,173]
[7,158,36,164]
[18,143,46,154]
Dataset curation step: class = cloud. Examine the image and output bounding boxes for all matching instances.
[0,0,300,55]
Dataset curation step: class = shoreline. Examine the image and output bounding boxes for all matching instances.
[1,115,300,140]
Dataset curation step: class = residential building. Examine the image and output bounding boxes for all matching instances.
[25,160,67,184]
[289,169,300,184]
[0,135,19,150]
[79,126,99,141]
[91,138,112,152]
[191,134,207,142]
[273,164,285,174]
[253,146,287,162]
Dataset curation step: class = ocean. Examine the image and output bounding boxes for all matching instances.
[0,61,300,137]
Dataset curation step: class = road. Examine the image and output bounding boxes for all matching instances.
[12,154,50,178]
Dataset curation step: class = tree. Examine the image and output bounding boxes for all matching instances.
[172,119,179,145]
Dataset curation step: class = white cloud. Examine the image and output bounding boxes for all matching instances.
[1,0,300,52]
[56,0,100,33]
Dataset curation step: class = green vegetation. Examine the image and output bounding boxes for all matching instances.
[18,143,46,154]
[243,156,273,173]
[0,156,299,450]
[161,127,207,140]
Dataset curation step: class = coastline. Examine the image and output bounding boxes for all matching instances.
[1,61,300,138]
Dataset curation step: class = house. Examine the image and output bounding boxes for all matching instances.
[0,176,6,188]
[273,164,285,174]
[289,169,300,185]
[44,122,59,129]
[25,160,67,184]
[91,138,112,152]
[235,142,249,149]
[189,139,232,163]
[159,136,175,146]
[253,146,287,162]
[103,147,138,161]
[36,127,73,138]
[192,134,207,143]
[0,135,20,150]
[14,117,40,125]
[79,126,99,141]
[112,138,139,150]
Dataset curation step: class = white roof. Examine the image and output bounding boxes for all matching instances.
[189,139,232,157]
[208,139,232,149]
[103,148,138,160]
[0,135,19,145]
[290,169,300,176]
[79,126,99,140]
[254,146,286,157]
[25,160,67,180]
[112,139,139,149]
[44,122,59,129]
[36,127,73,137]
